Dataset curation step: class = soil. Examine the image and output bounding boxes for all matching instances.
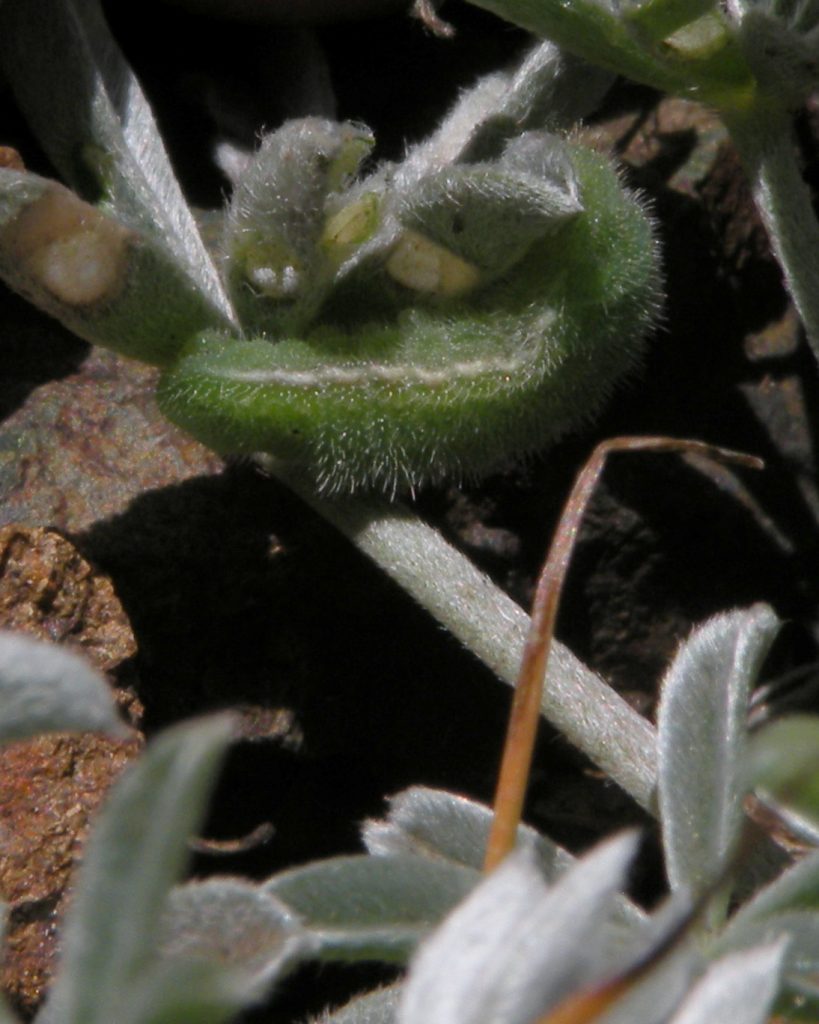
[1,1,818,1019]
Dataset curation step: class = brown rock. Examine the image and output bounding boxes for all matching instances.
[0,526,143,1017]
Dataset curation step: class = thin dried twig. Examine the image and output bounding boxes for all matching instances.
[411,0,456,37]
[188,822,274,856]
[483,437,764,873]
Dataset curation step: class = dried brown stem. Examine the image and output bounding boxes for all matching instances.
[483,437,763,873]
[411,0,456,36]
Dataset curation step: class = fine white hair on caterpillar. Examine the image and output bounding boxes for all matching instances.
[157,128,661,495]
[0,17,661,496]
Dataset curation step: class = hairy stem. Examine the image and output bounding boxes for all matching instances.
[267,460,659,812]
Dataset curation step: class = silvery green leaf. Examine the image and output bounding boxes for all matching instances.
[400,40,611,176]
[362,786,574,879]
[747,715,819,826]
[735,10,819,103]
[463,43,614,159]
[0,630,126,743]
[595,945,701,1024]
[37,715,234,1024]
[264,854,478,962]
[716,848,819,991]
[116,958,254,1024]
[395,149,580,277]
[466,0,756,106]
[594,890,709,1024]
[658,604,780,897]
[0,169,229,366]
[317,984,403,1024]
[500,131,582,194]
[363,789,644,934]
[0,0,235,326]
[716,911,819,975]
[722,847,819,927]
[159,878,316,997]
[398,832,638,1024]
[667,940,787,1024]
[461,0,671,90]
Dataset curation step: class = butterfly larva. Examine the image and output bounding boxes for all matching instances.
[157,142,661,495]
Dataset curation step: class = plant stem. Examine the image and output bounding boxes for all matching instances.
[267,461,659,812]
[727,104,819,361]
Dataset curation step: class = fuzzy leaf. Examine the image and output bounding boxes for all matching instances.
[398,833,638,1024]
[594,891,707,1024]
[463,41,615,158]
[159,878,316,996]
[0,169,228,366]
[116,958,256,1024]
[0,0,235,325]
[401,39,612,175]
[724,846,819,927]
[318,985,403,1024]
[716,848,819,990]
[394,154,581,278]
[364,788,646,936]
[718,911,819,975]
[0,630,126,743]
[667,940,787,1024]
[595,946,701,1024]
[264,854,478,962]
[464,0,755,107]
[37,715,234,1024]
[747,715,819,827]
[657,604,780,896]
[362,786,574,878]
[736,10,819,105]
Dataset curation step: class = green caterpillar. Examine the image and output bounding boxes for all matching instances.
[157,133,661,495]
[0,21,661,498]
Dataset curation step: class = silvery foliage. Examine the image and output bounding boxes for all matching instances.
[397,833,641,1024]
[3,610,819,1022]
[0,632,249,1023]
[657,604,781,897]
[317,606,819,1024]
[728,0,819,104]
[467,0,819,101]
[0,637,474,1023]
[0,629,128,743]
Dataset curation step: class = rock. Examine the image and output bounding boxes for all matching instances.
[0,526,143,1016]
